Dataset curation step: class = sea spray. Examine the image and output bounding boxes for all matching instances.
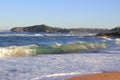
[0,44,37,57]
[115,38,120,45]
[0,42,107,57]
[52,42,107,53]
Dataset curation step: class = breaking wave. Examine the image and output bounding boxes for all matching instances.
[0,33,43,37]
[0,42,107,57]
[115,38,120,45]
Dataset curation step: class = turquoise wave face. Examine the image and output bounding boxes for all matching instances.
[0,42,107,57]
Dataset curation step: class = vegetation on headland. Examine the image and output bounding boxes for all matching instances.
[10,24,120,38]
[10,24,108,33]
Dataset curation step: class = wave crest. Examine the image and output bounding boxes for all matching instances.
[0,42,107,57]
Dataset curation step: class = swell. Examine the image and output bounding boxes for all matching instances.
[0,42,107,57]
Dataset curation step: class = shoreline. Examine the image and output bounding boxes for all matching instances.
[66,72,120,80]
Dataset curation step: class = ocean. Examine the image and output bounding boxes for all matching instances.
[0,31,120,80]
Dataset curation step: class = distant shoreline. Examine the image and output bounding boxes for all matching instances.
[10,24,108,33]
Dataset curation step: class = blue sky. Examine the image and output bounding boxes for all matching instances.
[0,0,120,30]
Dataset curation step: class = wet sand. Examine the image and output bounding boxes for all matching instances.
[66,72,120,80]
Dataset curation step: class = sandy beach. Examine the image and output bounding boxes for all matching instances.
[66,72,120,80]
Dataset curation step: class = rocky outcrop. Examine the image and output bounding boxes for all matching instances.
[11,24,70,33]
[96,27,120,38]
[11,24,107,33]
[11,27,25,32]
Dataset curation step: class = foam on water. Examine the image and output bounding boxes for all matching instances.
[115,38,120,45]
[0,32,85,37]
[32,71,101,80]
[0,53,120,80]
[0,42,107,57]
[0,32,43,37]
[0,45,37,57]
[0,32,120,80]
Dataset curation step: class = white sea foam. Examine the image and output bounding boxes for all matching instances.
[0,53,120,80]
[43,34,76,37]
[0,42,107,57]
[0,33,43,37]
[0,32,119,80]
[0,45,37,57]
[115,38,120,45]
[32,72,82,80]
[32,71,100,80]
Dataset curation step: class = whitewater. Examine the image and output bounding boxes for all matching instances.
[0,31,120,80]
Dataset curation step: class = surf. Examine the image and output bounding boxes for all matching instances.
[0,42,107,57]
